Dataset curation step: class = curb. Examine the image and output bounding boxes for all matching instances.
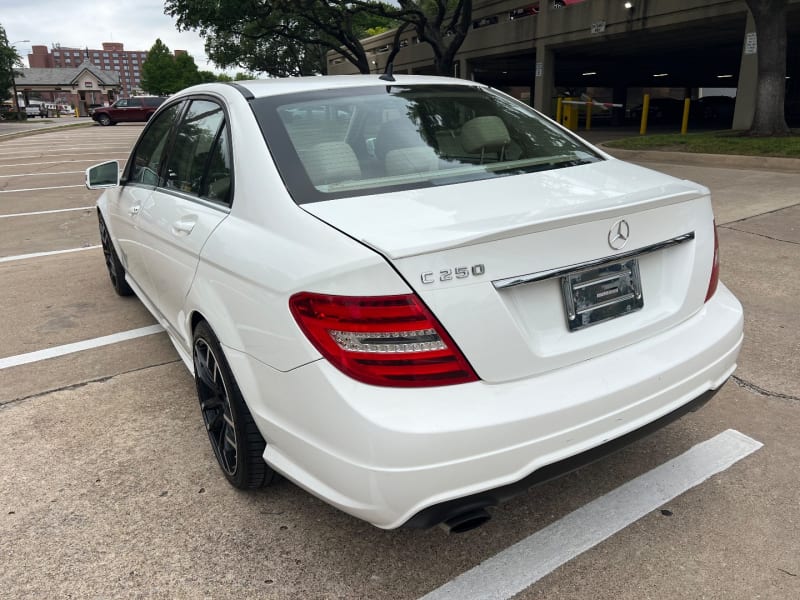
[600,145,800,173]
[0,120,94,141]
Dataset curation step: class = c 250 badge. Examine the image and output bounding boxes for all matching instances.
[421,264,485,284]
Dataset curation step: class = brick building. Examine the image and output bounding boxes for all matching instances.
[28,42,187,98]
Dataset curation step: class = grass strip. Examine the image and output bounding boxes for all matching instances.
[604,130,800,158]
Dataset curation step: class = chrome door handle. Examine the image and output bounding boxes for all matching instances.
[129,205,140,216]
[171,216,197,236]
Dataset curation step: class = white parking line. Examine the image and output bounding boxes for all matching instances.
[0,245,101,263]
[0,171,84,178]
[419,429,763,600]
[0,324,164,370]
[0,184,84,193]
[0,159,126,169]
[0,207,93,219]
[0,152,129,161]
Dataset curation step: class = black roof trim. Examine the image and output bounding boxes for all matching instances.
[226,82,254,100]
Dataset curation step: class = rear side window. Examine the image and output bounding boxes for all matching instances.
[127,102,184,186]
[128,98,143,107]
[161,99,231,205]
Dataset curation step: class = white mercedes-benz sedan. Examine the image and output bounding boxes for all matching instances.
[86,76,743,532]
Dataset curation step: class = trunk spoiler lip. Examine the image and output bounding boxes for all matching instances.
[352,188,706,260]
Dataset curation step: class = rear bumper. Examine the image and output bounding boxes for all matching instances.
[226,283,743,529]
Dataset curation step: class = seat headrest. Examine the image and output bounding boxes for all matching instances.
[385,147,439,176]
[460,116,510,153]
[375,118,424,159]
[302,142,361,186]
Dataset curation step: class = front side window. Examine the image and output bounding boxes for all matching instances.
[252,84,601,204]
[127,102,184,186]
[161,100,229,203]
[115,99,128,108]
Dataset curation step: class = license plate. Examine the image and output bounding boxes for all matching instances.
[561,258,644,331]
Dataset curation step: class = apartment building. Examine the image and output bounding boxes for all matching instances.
[28,42,187,97]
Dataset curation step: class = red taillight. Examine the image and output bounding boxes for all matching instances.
[705,222,720,302]
[289,292,479,387]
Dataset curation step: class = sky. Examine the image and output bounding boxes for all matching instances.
[3,1,227,73]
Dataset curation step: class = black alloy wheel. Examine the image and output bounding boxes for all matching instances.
[98,214,133,296]
[192,321,274,489]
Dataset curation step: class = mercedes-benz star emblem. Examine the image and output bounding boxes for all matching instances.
[608,219,630,250]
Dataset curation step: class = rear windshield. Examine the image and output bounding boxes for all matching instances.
[251,84,602,204]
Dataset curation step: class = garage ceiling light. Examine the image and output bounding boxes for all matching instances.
[653,73,669,77]
[624,2,633,8]
[582,72,597,76]
[716,74,734,78]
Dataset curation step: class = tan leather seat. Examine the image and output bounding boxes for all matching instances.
[385,147,439,177]
[459,116,510,163]
[302,142,362,186]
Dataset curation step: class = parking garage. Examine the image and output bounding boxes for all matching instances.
[330,0,800,129]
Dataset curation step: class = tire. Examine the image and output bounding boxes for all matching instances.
[98,213,134,296]
[193,321,275,489]
[98,114,112,126]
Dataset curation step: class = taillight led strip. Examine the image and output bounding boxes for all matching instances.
[289,292,478,387]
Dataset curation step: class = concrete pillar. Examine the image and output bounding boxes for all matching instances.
[457,58,473,81]
[732,11,758,130]
[611,86,627,126]
[533,44,555,116]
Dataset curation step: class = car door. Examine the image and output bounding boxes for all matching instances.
[134,98,232,346]
[108,101,185,302]
[115,97,138,122]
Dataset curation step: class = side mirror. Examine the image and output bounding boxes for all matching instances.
[85,161,120,189]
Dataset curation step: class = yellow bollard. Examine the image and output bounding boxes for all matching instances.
[556,97,564,125]
[681,97,691,135]
[639,93,650,135]
[74,106,79,118]
[562,99,578,131]
[586,97,593,131]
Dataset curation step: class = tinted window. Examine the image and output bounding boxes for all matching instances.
[161,100,226,200]
[115,99,128,108]
[202,126,233,206]
[128,102,184,186]
[128,98,143,107]
[252,85,602,204]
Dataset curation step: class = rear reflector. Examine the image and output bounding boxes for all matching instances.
[289,292,478,387]
[705,222,720,302]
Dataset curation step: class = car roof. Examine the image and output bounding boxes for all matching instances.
[187,75,487,100]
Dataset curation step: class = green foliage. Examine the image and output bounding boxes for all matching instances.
[0,24,23,104]
[140,39,208,94]
[174,52,202,89]
[165,0,396,76]
[198,70,220,83]
[140,39,178,95]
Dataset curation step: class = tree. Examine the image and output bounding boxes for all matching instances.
[356,0,473,77]
[744,0,790,136]
[197,70,220,84]
[140,39,178,95]
[0,24,23,105]
[174,52,202,90]
[140,39,207,95]
[165,0,396,77]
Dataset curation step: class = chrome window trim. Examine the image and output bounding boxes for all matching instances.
[492,232,695,290]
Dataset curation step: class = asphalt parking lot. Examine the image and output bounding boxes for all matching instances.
[1,123,798,599]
